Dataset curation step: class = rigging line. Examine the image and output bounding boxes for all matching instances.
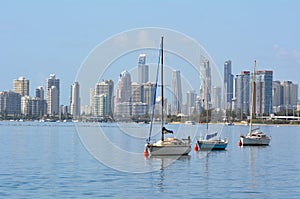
[147,39,162,143]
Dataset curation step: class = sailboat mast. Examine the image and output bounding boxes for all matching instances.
[249,60,256,136]
[161,36,164,141]
[206,99,208,132]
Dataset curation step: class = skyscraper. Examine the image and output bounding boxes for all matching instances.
[13,76,29,96]
[272,81,282,107]
[143,82,155,115]
[35,86,47,116]
[200,59,211,109]
[212,86,222,109]
[138,54,149,84]
[35,86,44,100]
[224,60,234,110]
[253,70,273,115]
[95,80,114,116]
[115,71,132,117]
[0,91,21,115]
[94,94,108,116]
[281,81,298,107]
[70,81,80,117]
[47,86,59,115]
[131,82,144,103]
[186,90,196,116]
[172,70,183,115]
[46,74,60,115]
[235,71,251,115]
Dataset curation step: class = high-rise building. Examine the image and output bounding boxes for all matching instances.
[172,70,183,115]
[70,82,80,117]
[200,59,211,109]
[95,80,114,116]
[89,88,95,115]
[13,76,29,96]
[186,90,196,116]
[46,74,60,115]
[131,82,144,103]
[282,81,298,106]
[143,82,155,115]
[138,54,149,84]
[212,86,222,110]
[0,91,21,115]
[253,70,273,115]
[21,96,46,116]
[235,71,251,115]
[224,60,234,110]
[272,81,282,107]
[94,94,108,116]
[35,86,44,100]
[115,71,132,117]
[35,86,46,116]
[47,86,59,115]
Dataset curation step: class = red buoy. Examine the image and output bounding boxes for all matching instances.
[194,144,199,151]
[143,147,149,156]
[238,140,242,147]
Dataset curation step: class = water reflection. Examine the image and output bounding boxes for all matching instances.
[149,155,191,193]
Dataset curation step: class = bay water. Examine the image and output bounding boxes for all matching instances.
[0,121,299,198]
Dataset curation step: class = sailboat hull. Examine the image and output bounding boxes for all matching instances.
[240,136,270,146]
[197,140,228,150]
[146,137,191,156]
[148,145,191,156]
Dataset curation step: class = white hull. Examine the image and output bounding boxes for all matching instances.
[148,145,191,156]
[240,136,270,146]
[146,137,191,156]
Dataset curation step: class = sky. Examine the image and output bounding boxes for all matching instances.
[1,0,300,105]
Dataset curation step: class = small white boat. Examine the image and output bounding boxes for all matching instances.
[144,37,191,156]
[147,137,191,156]
[185,120,195,125]
[239,60,271,146]
[240,128,271,146]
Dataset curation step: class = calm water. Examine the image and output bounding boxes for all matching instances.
[0,121,299,198]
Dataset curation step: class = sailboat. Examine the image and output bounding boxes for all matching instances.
[196,99,228,150]
[239,60,271,146]
[144,37,191,156]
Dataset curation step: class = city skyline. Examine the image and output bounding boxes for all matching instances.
[0,62,299,118]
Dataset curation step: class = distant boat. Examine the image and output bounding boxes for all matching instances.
[196,94,227,150]
[239,61,271,146]
[185,120,195,125]
[144,37,191,156]
[225,122,234,126]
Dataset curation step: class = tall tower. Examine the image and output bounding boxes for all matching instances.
[143,82,155,115]
[115,71,132,117]
[253,70,273,115]
[186,90,196,115]
[35,86,44,100]
[272,81,282,107]
[46,74,60,115]
[95,80,114,116]
[13,76,29,96]
[138,54,149,84]
[172,70,183,115]
[70,81,80,117]
[235,71,251,116]
[212,86,222,109]
[200,59,211,109]
[224,60,234,110]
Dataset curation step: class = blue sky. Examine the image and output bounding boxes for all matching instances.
[1,0,299,105]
